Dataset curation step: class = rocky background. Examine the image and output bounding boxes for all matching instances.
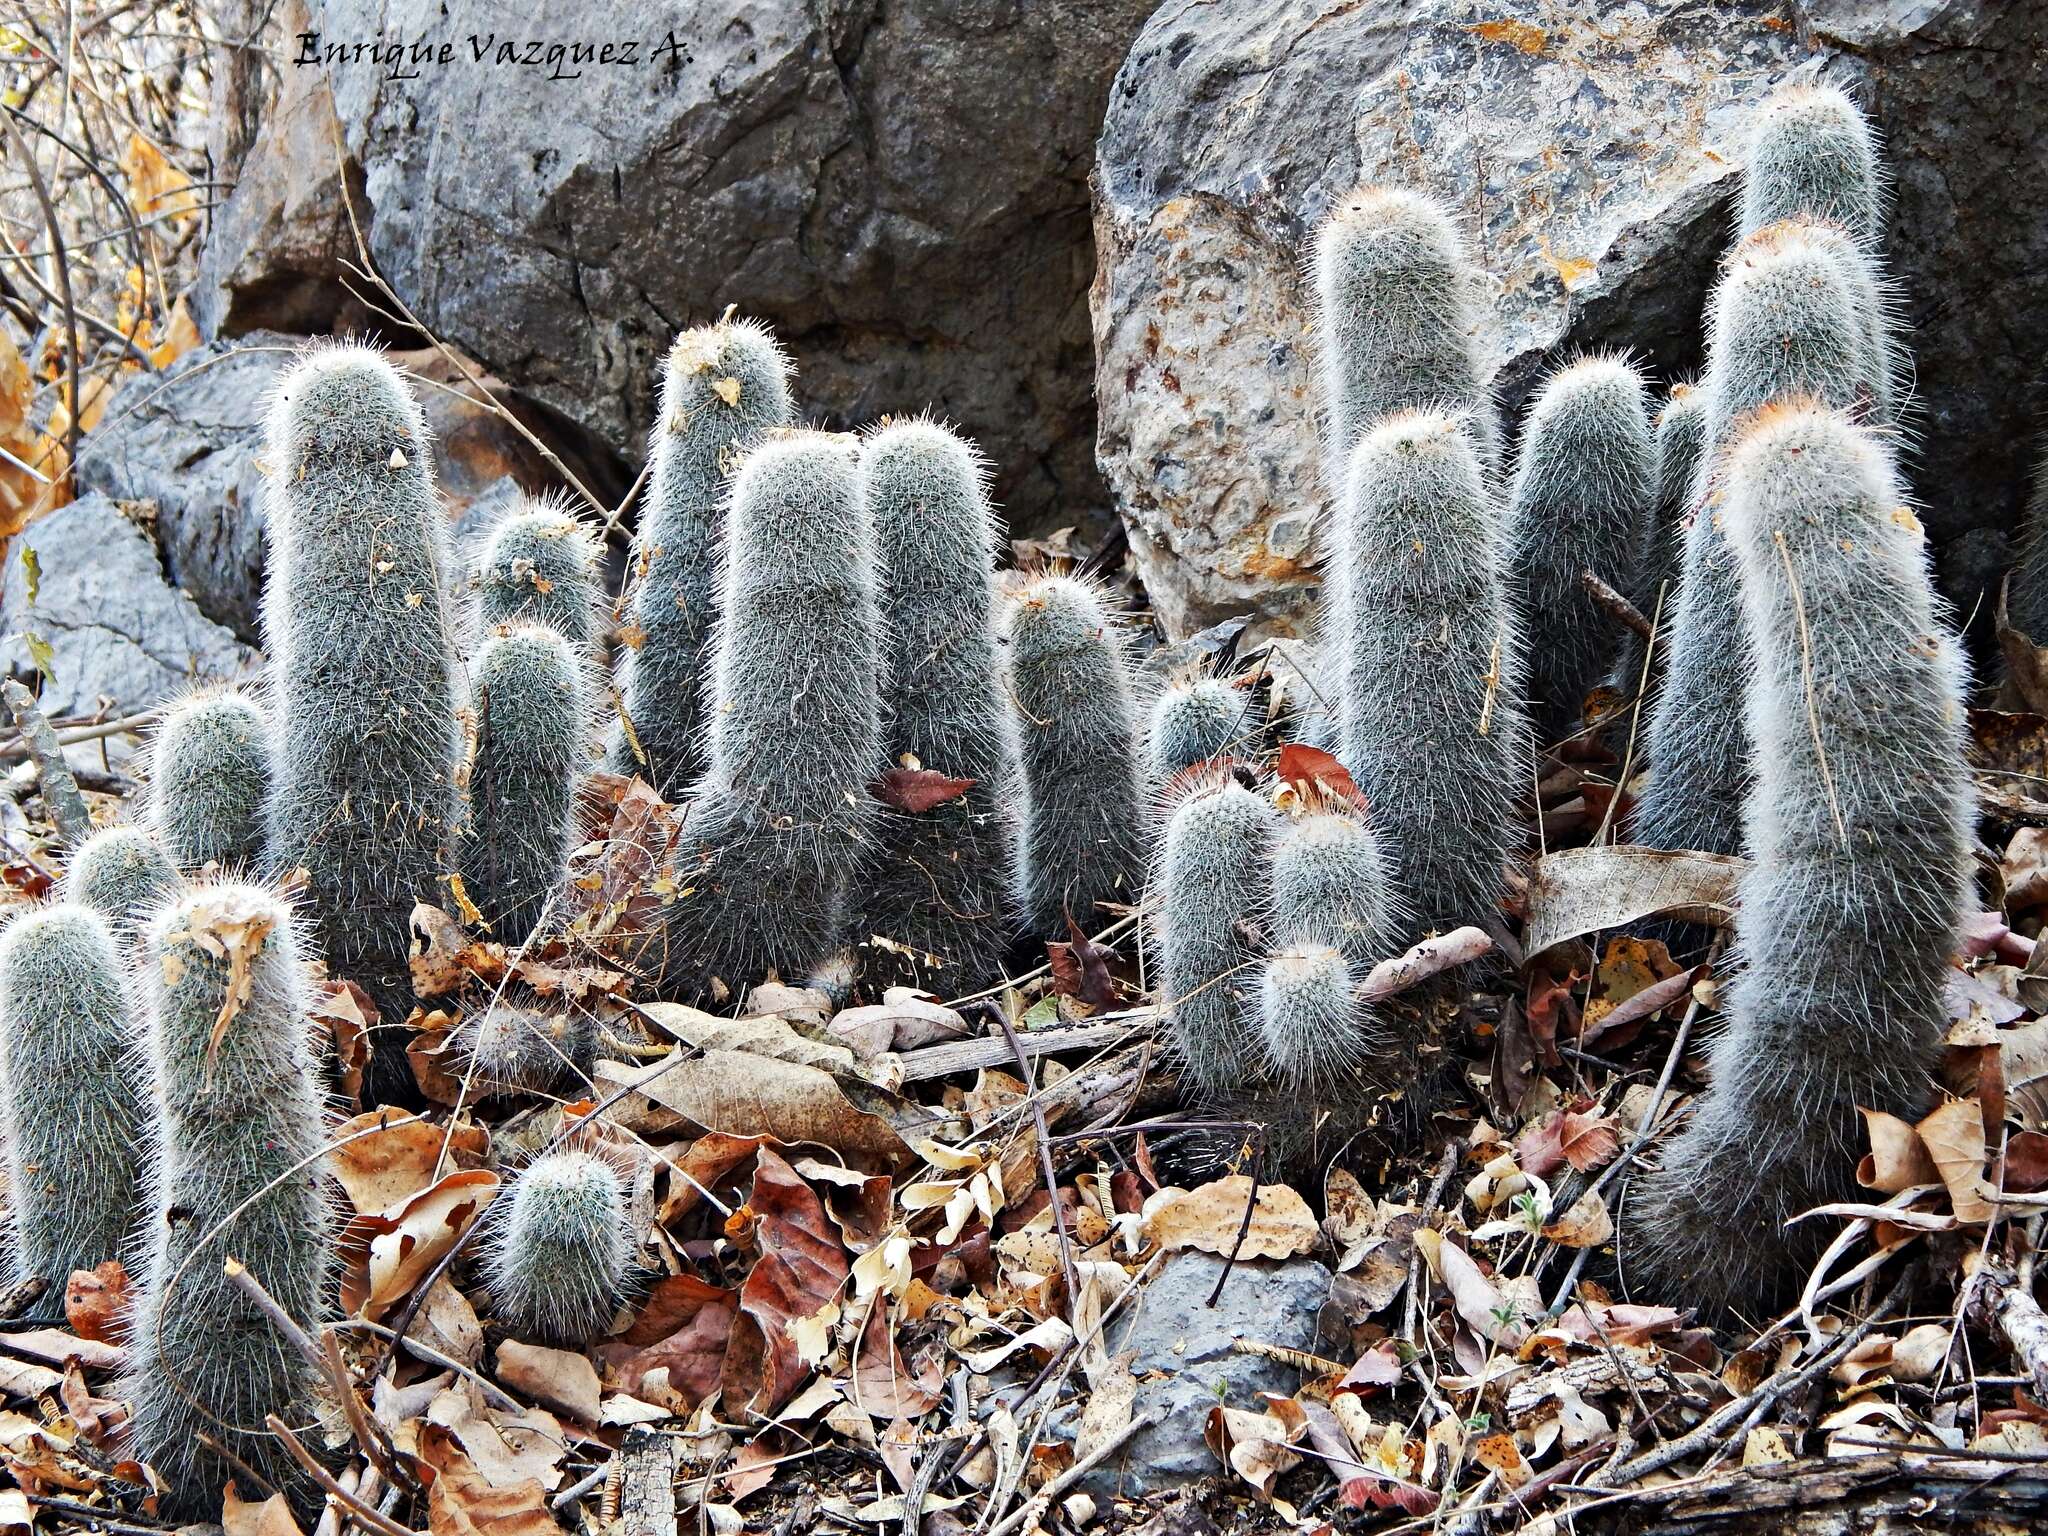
[6,0,2045,727]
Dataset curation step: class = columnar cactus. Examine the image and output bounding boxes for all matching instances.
[1737,80,1884,248]
[1268,802,1400,973]
[1146,675,1259,784]
[474,492,606,654]
[1334,410,1526,941]
[854,419,1013,991]
[1505,355,1657,742]
[2011,449,2048,643]
[1002,575,1146,938]
[63,825,180,947]
[1612,384,1709,705]
[1155,772,1278,1102]
[1634,223,1885,856]
[1312,185,1499,471]
[613,318,794,796]
[1634,405,1970,1306]
[462,623,590,945]
[127,883,332,1517]
[262,343,463,1100]
[485,1151,632,1345]
[0,905,144,1283]
[147,687,271,870]
[665,432,882,994]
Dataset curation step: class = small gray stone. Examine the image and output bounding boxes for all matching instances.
[1057,1252,1333,1498]
[1,494,255,721]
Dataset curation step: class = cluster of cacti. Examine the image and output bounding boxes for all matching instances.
[0,904,145,1284]
[613,318,794,798]
[662,431,883,994]
[126,883,333,1519]
[146,686,271,869]
[1505,355,1657,743]
[484,1150,633,1344]
[854,419,1014,991]
[1146,674,1260,785]
[1632,404,1969,1305]
[260,343,464,1100]
[1635,93,1895,858]
[462,623,591,945]
[1003,574,1147,939]
[62,824,181,947]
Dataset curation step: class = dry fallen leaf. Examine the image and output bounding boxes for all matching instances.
[64,1262,130,1346]
[1142,1177,1319,1259]
[331,1109,489,1217]
[341,1168,500,1319]
[417,1422,562,1536]
[222,1483,307,1536]
[1916,1097,1996,1223]
[1858,1107,1940,1193]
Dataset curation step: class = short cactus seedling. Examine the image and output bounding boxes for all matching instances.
[1634,403,1971,1308]
[665,431,883,994]
[1146,675,1260,784]
[261,342,464,1101]
[1635,222,1884,857]
[1002,575,1146,938]
[1257,942,1369,1093]
[485,1150,632,1344]
[473,492,606,653]
[452,1002,595,1101]
[147,686,271,870]
[462,622,591,945]
[1154,771,1278,1102]
[0,904,144,1284]
[1505,355,1657,742]
[63,825,180,947]
[126,882,332,1518]
[614,317,794,796]
[1333,409,1526,941]
[855,419,1014,991]
[1737,80,1884,248]
[1312,184,1498,471]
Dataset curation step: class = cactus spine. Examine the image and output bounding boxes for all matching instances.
[1634,223,1885,856]
[1146,676,1259,784]
[855,420,1013,990]
[1505,355,1657,742]
[474,492,606,654]
[666,431,882,994]
[485,1151,631,1344]
[1737,81,1884,248]
[1334,410,1525,941]
[0,905,144,1283]
[127,883,332,1517]
[1002,575,1147,937]
[63,825,180,947]
[463,623,590,945]
[1155,772,1278,1102]
[147,687,271,870]
[1634,405,1970,1306]
[261,343,462,1100]
[1312,185,1499,471]
[614,318,794,796]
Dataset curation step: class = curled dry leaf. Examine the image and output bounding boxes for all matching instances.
[1858,1108,1940,1194]
[417,1421,563,1536]
[341,1168,500,1319]
[829,993,969,1057]
[1276,742,1365,809]
[63,1262,130,1346]
[1539,1188,1614,1249]
[1917,1097,1997,1223]
[331,1109,490,1217]
[1206,1395,1309,1512]
[311,979,376,1106]
[1142,1177,1319,1260]
[606,1049,911,1166]
[724,1147,851,1416]
[222,1484,306,1536]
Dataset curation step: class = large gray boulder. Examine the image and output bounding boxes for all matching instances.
[1093,0,2047,638]
[0,494,255,721]
[206,0,1158,532]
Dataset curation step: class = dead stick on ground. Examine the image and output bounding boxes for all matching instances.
[1579,568,1654,641]
[1,679,91,843]
[983,1411,1160,1536]
[995,1006,1082,1311]
[266,1415,423,1536]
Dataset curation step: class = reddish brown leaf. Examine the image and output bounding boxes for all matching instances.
[1275,742,1365,809]
[723,1148,849,1416]
[1337,1338,1404,1394]
[1559,1109,1622,1174]
[598,1274,737,1410]
[417,1423,562,1536]
[563,775,682,948]
[310,979,375,1107]
[0,859,53,898]
[851,1298,943,1418]
[64,1261,130,1346]
[871,767,976,814]
[1047,912,1118,1007]
[1996,1129,2048,1195]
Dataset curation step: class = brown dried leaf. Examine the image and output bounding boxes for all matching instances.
[870,767,975,814]
[724,1148,849,1416]
[496,1341,602,1426]
[223,1484,306,1536]
[599,1273,738,1410]
[1525,845,1744,957]
[1917,1097,1996,1223]
[1857,1107,1940,1193]
[418,1423,562,1536]
[340,1168,500,1319]
[1539,1189,1613,1249]
[311,979,375,1107]
[611,1048,911,1166]
[1142,1177,1319,1260]
[331,1108,489,1217]
[63,1262,130,1346]
[1276,742,1365,809]
[1047,912,1118,1008]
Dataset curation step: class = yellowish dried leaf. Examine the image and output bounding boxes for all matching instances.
[1142,1177,1318,1259]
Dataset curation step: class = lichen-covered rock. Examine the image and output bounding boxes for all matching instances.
[1092,0,2044,636]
